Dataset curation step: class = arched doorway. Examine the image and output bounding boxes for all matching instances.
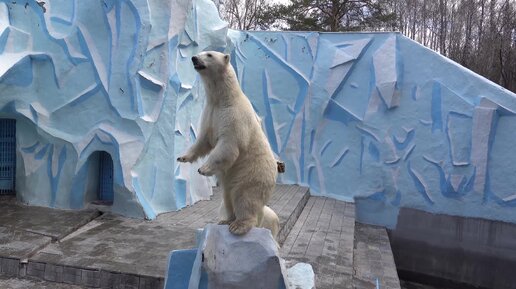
[0,119,16,195]
[98,151,114,204]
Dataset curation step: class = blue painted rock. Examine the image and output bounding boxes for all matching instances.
[189,224,289,289]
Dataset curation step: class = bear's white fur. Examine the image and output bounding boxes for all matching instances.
[178,51,278,236]
[258,205,280,240]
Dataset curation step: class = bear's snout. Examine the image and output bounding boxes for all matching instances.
[191,56,206,70]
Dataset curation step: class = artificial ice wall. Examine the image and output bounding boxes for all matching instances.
[0,0,221,218]
[1,0,515,226]
[231,31,516,227]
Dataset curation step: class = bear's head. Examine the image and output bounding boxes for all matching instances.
[191,51,230,75]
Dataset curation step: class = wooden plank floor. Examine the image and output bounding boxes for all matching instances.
[280,196,356,289]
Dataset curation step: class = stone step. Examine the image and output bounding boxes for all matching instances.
[280,197,356,289]
[272,185,311,245]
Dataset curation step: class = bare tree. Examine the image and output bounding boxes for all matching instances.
[378,0,516,92]
[215,0,516,92]
[218,0,275,30]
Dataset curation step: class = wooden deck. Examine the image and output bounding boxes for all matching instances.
[281,197,356,289]
[280,196,401,289]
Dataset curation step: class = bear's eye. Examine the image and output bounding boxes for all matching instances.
[207,53,212,57]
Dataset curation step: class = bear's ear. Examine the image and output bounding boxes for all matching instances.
[224,54,230,64]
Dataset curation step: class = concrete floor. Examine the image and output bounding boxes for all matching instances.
[0,197,100,260]
[30,185,308,279]
[0,185,309,288]
[0,186,403,289]
[31,215,197,278]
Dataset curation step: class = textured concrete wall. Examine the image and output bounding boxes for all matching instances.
[389,208,516,289]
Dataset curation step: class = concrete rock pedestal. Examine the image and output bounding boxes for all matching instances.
[188,224,290,289]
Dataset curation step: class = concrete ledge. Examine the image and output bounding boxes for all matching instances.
[25,261,164,289]
[0,257,20,276]
[0,275,88,289]
[353,222,401,289]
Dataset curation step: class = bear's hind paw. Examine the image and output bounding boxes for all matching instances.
[228,220,253,235]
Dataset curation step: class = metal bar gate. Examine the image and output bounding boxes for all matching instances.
[0,119,16,195]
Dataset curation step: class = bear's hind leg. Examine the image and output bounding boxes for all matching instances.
[218,189,236,225]
[229,189,265,235]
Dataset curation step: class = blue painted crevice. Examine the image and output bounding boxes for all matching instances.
[431,82,443,133]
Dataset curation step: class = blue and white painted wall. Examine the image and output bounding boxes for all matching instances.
[229,31,516,227]
[1,0,515,226]
[0,0,223,218]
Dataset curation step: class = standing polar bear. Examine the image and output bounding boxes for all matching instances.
[177,51,279,237]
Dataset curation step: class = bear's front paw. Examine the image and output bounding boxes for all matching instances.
[198,165,214,176]
[177,155,192,163]
[229,220,253,235]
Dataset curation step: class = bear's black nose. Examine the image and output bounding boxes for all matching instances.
[191,56,198,64]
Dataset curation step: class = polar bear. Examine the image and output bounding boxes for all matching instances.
[178,51,278,236]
